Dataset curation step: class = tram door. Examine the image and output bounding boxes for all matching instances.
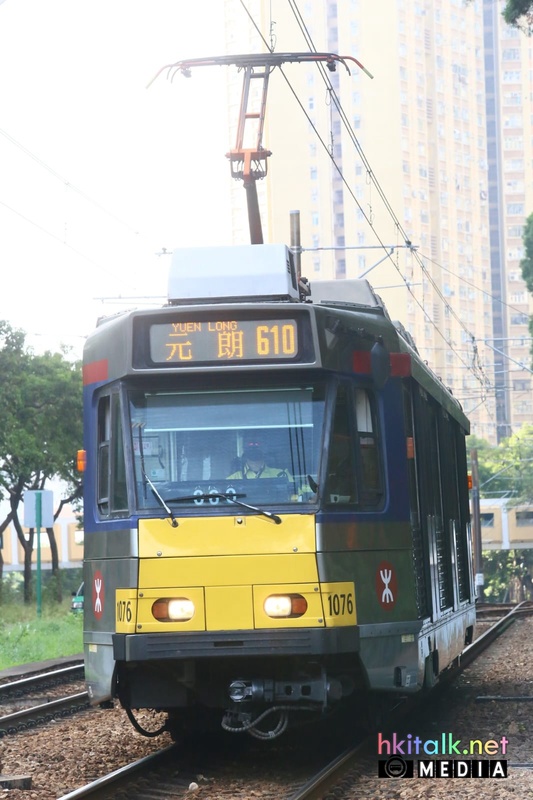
[403,383,430,618]
[409,383,454,621]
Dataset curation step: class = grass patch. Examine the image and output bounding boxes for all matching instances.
[0,600,83,670]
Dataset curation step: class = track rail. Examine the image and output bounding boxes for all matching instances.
[475,600,533,623]
[0,661,87,737]
[286,742,368,800]
[459,600,533,670]
[0,691,90,737]
[0,663,84,700]
[56,746,187,800]
[288,601,533,800]
[51,603,533,800]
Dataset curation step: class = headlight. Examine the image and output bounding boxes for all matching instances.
[152,598,195,622]
[264,594,308,618]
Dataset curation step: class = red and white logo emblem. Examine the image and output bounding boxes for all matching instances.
[92,570,105,620]
[376,561,397,610]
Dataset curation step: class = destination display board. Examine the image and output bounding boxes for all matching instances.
[148,318,300,364]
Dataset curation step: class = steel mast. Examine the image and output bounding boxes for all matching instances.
[149,52,372,245]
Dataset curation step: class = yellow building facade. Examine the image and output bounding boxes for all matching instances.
[480,498,533,550]
[1,514,83,572]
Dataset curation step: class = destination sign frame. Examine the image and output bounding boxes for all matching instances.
[148,317,301,365]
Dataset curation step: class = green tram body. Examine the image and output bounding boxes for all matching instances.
[82,245,475,738]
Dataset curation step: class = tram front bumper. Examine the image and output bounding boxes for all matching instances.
[112,626,359,661]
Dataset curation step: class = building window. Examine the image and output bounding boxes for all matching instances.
[510,314,529,325]
[516,511,533,527]
[504,136,523,149]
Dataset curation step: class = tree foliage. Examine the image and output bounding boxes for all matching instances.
[520,213,533,364]
[467,435,498,491]
[502,0,533,28]
[465,1,533,33]
[482,549,533,602]
[0,321,83,602]
[471,425,533,501]
[520,213,533,293]
[469,429,533,601]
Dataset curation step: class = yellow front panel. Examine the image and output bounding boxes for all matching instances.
[133,513,325,633]
[139,553,319,589]
[205,586,254,630]
[135,587,206,633]
[321,582,357,626]
[138,514,316,558]
[253,583,325,628]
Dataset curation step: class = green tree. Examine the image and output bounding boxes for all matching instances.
[520,213,533,364]
[467,435,499,492]
[482,549,533,602]
[0,321,83,603]
[469,430,533,601]
[502,0,533,28]
[520,213,533,294]
[488,425,533,502]
[470,427,533,501]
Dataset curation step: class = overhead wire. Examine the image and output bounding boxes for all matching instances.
[287,0,411,242]
[237,2,403,254]
[236,3,383,243]
[238,0,491,394]
[418,249,532,408]
[0,127,142,238]
[0,197,114,276]
[419,250,533,320]
[0,127,168,299]
[285,0,493,396]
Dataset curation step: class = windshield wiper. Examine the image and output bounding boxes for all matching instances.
[165,492,282,525]
[144,473,179,527]
[136,426,178,527]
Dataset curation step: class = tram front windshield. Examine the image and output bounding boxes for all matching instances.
[129,383,325,510]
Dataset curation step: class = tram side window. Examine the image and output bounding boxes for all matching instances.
[326,384,383,508]
[111,394,127,511]
[326,384,357,504]
[97,394,127,516]
[354,388,382,505]
[97,397,110,514]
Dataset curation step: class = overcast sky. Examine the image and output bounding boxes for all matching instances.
[0,1,234,356]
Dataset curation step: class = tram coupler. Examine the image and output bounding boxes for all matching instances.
[227,674,343,707]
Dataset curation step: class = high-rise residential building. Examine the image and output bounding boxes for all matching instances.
[483,0,533,440]
[220,0,533,443]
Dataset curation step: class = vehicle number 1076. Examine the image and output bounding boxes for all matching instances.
[117,600,133,623]
[327,593,354,616]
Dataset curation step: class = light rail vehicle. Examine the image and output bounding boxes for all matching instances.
[80,243,475,740]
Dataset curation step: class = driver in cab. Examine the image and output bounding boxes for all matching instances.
[227,442,289,480]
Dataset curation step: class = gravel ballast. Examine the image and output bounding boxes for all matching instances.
[0,615,532,799]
